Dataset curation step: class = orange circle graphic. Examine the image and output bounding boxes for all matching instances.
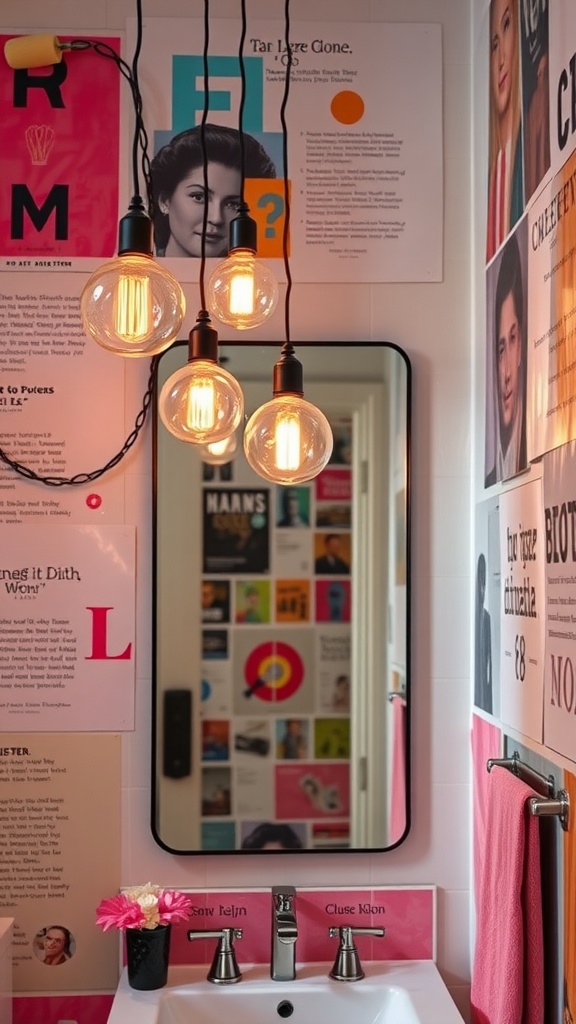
[331,91,365,125]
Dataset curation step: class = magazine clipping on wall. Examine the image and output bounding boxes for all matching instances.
[542,441,576,761]
[484,0,576,473]
[128,17,443,284]
[498,477,545,744]
[0,733,121,993]
[474,495,501,720]
[481,1,576,754]
[197,417,353,850]
[0,525,136,732]
[0,34,122,271]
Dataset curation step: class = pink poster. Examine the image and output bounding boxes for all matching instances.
[0,35,120,261]
[275,762,350,819]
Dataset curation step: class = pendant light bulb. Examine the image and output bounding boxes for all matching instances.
[200,429,239,466]
[80,197,185,357]
[206,209,279,329]
[158,312,244,444]
[243,347,333,484]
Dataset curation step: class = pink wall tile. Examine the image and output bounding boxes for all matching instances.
[14,994,114,1024]
[167,886,434,966]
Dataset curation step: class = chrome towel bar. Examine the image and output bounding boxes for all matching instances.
[486,752,570,831]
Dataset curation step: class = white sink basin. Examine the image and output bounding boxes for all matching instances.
[106,961,464,1024]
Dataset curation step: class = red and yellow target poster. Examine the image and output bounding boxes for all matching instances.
[233,628,315,716]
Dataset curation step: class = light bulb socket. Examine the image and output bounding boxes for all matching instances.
[118,195,153,256]
[188,309,219,363]
[273,347,304,397]
[229,205,257,254]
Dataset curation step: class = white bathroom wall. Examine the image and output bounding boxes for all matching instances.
[1,0,473,1018]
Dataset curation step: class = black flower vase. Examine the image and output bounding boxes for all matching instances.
[125,924,171,990]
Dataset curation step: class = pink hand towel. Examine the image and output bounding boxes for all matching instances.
[470,766,544,1024]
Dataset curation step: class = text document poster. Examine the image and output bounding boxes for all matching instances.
[0,525,136,731]
[0,273,131,524]
[498,478,545,743]
[131,18,443,283]
[0,733,121,992]
[543,441,576,760]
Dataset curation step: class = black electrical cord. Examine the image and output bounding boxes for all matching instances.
[279,0,294,358]
[198,0,212,310]
[0,0,157,488]
[238,0,248,203]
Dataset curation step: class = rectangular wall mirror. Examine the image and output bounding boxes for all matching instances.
[152,341,411,854]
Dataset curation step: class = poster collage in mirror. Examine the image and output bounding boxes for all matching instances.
[198,418,354,851]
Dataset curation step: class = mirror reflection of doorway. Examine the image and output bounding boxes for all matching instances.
[153,343,411,854]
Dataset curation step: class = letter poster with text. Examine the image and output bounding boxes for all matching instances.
[129,17,442,283]
[0,524,135,732]
[543,441,576,760]
[0,33,121,268]
[498,477,545,743]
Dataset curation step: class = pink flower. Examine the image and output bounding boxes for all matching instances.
[96,885,193,931]
[158,890,193,924]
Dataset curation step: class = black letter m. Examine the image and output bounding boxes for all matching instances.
[11,184,69,240]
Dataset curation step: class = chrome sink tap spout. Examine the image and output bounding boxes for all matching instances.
[271,885,297,981]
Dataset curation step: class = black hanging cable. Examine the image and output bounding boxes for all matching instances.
[280,0,294,358]
[237,0,248,207]
[0,0,158,487]
[198,0,211,310]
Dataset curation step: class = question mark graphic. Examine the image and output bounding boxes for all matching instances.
[257,193,284,238]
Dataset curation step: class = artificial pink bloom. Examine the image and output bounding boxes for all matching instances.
[96,887,193,931]
[157,890,194,924]
[96,895,145,931]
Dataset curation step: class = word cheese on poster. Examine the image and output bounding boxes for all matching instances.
[498,478,545,742]
[543,441,576,759]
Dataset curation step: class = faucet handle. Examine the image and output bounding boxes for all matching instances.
[328,925,385,982]
[187,927,243,984]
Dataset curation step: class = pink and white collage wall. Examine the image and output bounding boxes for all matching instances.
[0,2,474,1023]
[472,2,576,1022]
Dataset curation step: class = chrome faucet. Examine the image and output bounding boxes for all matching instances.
[271,885,297,981]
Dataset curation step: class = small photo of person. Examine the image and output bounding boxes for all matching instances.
[474,553,493,715]
[486,0,524,261]
[151,124,277,259]
[328,418,352,466]
[240,820,305,850]
[201,766,232,816]
[484,222,528,487]
[332,673,351,713]
[276,486,310,527]
[201,579,230,624]
[235,580,270,624]
[276,718,309,760]
[316,580,351,623]
[33,925,75,966]
[314,532,351,575]
[520,0,550,203]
